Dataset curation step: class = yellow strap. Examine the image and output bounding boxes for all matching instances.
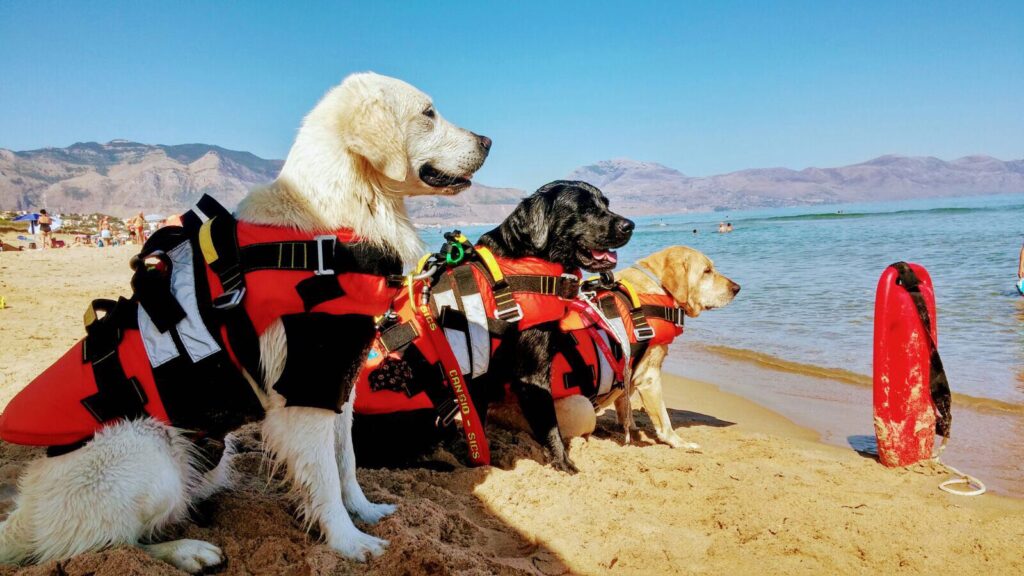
[415,253,432,274]
[198,217,219,265]
[618,279,643,309]
[454,233,469,244]
[474,246,504,283]
[83,302,98,328]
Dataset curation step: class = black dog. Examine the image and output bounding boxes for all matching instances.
[355,181,633,471]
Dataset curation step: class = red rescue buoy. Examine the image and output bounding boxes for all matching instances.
[872,262,951,467]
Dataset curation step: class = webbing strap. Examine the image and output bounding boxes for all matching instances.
[892,262,952,438]
[80,298,149,423]
[379,321,419,353]
[505,275,581,299]
[565,299,627,385]
[559,332,597,398]
[639,304,686,327]
[197,214,262,381]
[416,303,490,465]
[611,290,655,342]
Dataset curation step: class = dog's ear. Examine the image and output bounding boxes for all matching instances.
[502,192,552,254]
[640,247,690,306]
[339,85,408,182]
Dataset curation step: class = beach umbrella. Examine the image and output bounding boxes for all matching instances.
[11,213,62,233]
[12,213,39,234]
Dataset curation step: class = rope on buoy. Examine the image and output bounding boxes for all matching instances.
[932,438,986,496]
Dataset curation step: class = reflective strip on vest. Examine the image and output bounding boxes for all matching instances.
[138,240,221,367]
[432,286,492,380]
[432,289,473,376]
[461,291,491,378]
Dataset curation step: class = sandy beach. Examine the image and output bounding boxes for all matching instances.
[1,244,1022,575]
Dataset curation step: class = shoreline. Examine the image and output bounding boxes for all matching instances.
[666,342,1024,498]
[700,343,1024,416]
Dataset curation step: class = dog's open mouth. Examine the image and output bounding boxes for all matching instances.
[419,164,472,191]
[578,248,619,272]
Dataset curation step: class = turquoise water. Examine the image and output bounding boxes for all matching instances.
[421,193,1024,405]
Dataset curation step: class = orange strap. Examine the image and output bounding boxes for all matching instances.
[414,301,490,466]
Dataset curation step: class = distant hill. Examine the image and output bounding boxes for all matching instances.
[2,140,1022,221]
[0,141,282,216]
[568,156,1024,214]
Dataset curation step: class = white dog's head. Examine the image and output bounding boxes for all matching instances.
[243,72,493,263]
[304,72,490,196]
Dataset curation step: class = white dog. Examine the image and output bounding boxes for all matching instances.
[0,72,490,572]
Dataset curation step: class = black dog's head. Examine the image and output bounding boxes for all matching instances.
[478,180,634,272]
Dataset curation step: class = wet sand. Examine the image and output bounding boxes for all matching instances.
[1,245,1022,575]
[669,342,1024,497]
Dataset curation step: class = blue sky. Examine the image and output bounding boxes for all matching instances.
[1,1,1021,189]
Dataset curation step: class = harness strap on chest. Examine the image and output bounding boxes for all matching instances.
[610,290,656,342]
[198,215,263,382]
[640,304,686,327]
[80,298,149,423]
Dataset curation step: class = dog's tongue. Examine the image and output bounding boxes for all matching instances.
[591,249,618,263]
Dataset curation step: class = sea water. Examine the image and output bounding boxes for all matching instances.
[423,193,1024,407]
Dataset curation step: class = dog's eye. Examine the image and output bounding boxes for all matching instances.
[704,267,712,275]
[422,106,436,119]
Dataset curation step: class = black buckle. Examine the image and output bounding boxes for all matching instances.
[314,235,336,276]
[436,398,460,427]
[673,308,685,327]
[213,287,246,310]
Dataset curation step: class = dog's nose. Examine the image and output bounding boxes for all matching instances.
[476,134,492,152]
[731,282,741,295]
[616,218,635,235]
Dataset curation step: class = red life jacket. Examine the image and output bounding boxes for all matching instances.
[549,280,685,404]
[0,195,400,449]
[354,239,581,465]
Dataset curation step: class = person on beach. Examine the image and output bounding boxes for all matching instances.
[37,209,52,249]
[98,216,111,247]
[131,212,146,245]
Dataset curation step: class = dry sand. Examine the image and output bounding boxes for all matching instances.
[1,245,1023,575]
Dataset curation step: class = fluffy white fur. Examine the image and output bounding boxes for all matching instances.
[0,72,488,572]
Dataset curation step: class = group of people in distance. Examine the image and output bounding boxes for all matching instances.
[30,210,149,249]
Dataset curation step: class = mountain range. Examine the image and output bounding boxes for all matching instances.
[2,141,1022,222]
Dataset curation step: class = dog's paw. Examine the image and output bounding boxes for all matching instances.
[353,501,396,525]
[142,539,223,574]
[550,455,579,475]
[331,530,389,562]
[663,434,701,451]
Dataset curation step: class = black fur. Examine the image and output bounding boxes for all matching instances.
[478,180,633,472]
[353,181,633,472]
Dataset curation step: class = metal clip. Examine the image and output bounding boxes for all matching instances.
[633,325,656,341]
[213,287,246,310]
[313,235,336,276]
[496,302,524,323]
